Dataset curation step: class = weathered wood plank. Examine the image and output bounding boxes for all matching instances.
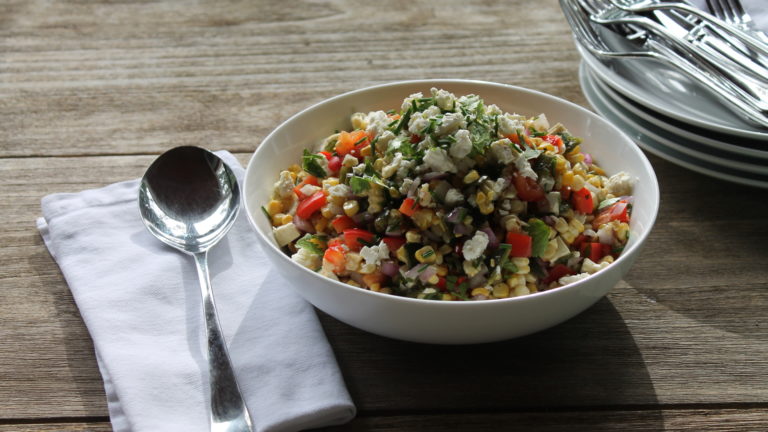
[0,0,583,157]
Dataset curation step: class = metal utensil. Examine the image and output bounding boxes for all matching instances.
[579,0,768,110]
[707,0,768,42]
[139,146,253,432]
[610,0,768,53]
[560,0,768,127]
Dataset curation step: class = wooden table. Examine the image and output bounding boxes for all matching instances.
[2,0,767,430]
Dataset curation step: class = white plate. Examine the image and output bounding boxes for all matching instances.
[580,62,768,189]
[577,44,768,141]
[588,68,768,161]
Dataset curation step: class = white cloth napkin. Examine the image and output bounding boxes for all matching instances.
[36,151,355,432]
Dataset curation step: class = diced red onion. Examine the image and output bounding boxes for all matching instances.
[422,172,448,181]
[543,215,558,226]
[618,195,635,204]
[480,227,499,250]
[453,223,472,236]
[583,153,593,165]
[380,260,400,277]
[446,207,465,223]
[468,272,487,288]
[293,215,315,233]
[418,265,438,282]
[352,212,373,224]
[407,178,421,197]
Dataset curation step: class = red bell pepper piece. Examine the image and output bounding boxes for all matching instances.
[296,191,326,219]
[505,232,533,257]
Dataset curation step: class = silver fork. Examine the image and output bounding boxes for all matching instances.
[559,0,768,127]
[611,0,768,55]
[707,0,768,42]
[580,0,768,109]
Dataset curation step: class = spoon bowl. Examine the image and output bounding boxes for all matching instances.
[139,146,252,432]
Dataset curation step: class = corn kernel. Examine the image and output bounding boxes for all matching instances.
[411,209,435,230]
[380,287,393,295]
[513,285,531,297]
[351,112,367,130]
[415,246,437,264]
[435,265,448,276]
[396,246,409,264]
[463,170,480,184]
[600,255,615,264]
[442,293,455,301]
[343,200,359,216]
[571,174,586,191]
[478,202,494,215]
[555,155,567,174]
[266,200,283,216]
[492,283,510,298]
[360,145,372,157]
[561,171,574,187]
[271,213,285,226]
[373,158,385,171]
[512,257,530,275]
[507,274,526,288]
[427,274,440,285]
[405,230,421,243]
[281,214,293,225]
[322,177,339,188]
[566,144,581,155]
[314,218,329,233]
[471,287,490,297]
[321,205,336,219]
[368,283,381,292]
[592,165,606,176]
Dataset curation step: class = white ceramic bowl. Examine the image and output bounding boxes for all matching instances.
[243,79,659,344]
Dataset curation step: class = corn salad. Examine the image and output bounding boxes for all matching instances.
[266,88,634,301]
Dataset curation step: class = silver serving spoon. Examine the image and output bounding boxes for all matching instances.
[138,146,252,432]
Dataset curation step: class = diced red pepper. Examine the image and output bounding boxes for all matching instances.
[343,228,376,251]
[592,200,630,228]
[561,186,572,200]
[399,197,419,217]
[330,215,357,233]
[542,264,575,284]
[542,134,564,152]
[580,242,611,262]
[410,134,421,143]
[293,175,320,199]
[513,173,545,202]
[505,232,532,258]
[296,191,326,219]
[323,246,346,273]
[506,133,532,147]
[381,236,406,254]
[319,151,332,159]
[436,276,447,291]
[336,130,371,157]
[572,187,594,214]
[571,234,588,250]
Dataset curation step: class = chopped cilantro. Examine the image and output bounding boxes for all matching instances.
[302,149,327,178]
[349,176,371,194]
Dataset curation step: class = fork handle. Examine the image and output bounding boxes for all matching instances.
[652,3,768,57]
[645,37,768,127]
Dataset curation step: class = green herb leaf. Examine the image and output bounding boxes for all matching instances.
[524,218,551,258]
[260,205,271,221]
[302,149,327,178]
[349,176,371,194]
[598,197,620,211]
[296,234,326,255]
[522,148,542,160]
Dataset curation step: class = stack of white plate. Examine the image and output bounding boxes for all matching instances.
[577,46,768,189]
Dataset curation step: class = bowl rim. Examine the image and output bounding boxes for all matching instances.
[244,78,660,309]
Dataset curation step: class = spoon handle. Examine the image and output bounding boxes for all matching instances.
[193,251,253,432]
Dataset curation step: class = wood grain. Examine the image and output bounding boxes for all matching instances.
[2,0,768,430]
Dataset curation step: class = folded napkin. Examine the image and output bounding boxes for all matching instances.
[37,151,355,432]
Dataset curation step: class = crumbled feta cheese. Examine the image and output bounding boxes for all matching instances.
[444,188,464,206]
[382,153,403,179]
[377,130,395,150]
[417,183,433,207]
[462,230,489,260]
[549,236,571,263]
[272,170,295,199]
[485,104,503,116]
[436,112,466,136]
[489,139,516,164]
[530,113,550,132]
[498,115,524,136]
[300,184,321,197]
[423,147,457,173]
[396,158,414,179]
[581,258,611,274]
[360,241,390,267]
[515,154,538,180]
[431,87,457,111]
[273,222,301,247]
[558,272,590,286]
[401,92,423,112]
[352,162,366,175]
[450,129,472,159]
[291,245,321,269]
[399,178,415,195]
[342,154,358,168]
[408,111,431,136]
[365,110,391,137]
[328,184,351,198]
[492,177,509,195]
[605,171,634,197]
